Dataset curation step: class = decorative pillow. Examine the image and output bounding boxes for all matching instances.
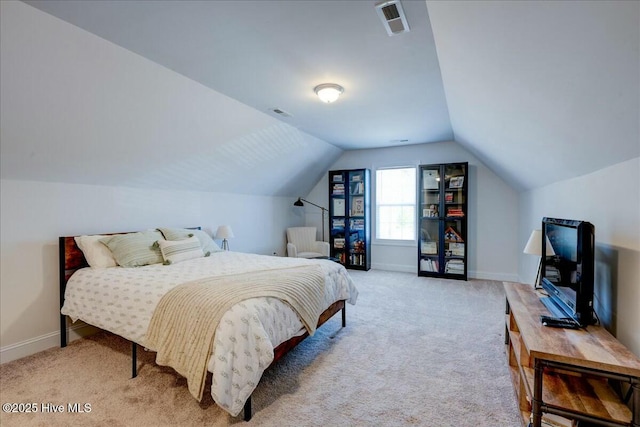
[157,236,204,265]
[100,231,164,267]
[157,227,222,255]
[74,235,117,268]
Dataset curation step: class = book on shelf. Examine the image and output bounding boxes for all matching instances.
[350,174,362,182]
[423,170,439,189]
[350,253,365,266]
[446,207,464,217]
[545,266,561,282]
[332,174,344,183]
[332,183,345,195]
[420,258,439,272]
[334,238,345,249]
[448,242,465,256]
[350,181,364,195]
[351,197,364,216]
[332,218,345,228]
[421,241,438,255]
[333,199,345,216]
[445,259,464,274]
[445,192,454,203]
[449,176,464,189]
[422,206,438,217]
[350,218,364,230]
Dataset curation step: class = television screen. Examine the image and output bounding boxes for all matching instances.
[540,217,595,326]
[545,223,580,304]
[546,223,578,262]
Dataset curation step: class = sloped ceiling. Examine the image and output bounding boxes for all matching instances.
[2,1,639,195]
[0,1,342,196]
[427,1,639,190]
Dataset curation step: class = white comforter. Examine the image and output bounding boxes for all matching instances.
[61,252,358,416]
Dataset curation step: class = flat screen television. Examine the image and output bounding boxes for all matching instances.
[540,217,595,326]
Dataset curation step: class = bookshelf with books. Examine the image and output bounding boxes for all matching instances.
[418,162,468,280]
[328,169,371,270]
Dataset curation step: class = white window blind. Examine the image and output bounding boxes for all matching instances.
[376,167,416,240]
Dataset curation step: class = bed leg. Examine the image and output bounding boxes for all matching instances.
[60,315,67,348]
[342,305,346,328]
[131,342,137,378]
[243,396,252,421]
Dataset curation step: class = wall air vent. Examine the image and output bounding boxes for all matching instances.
[270,107,292,118]
[375,0,410,36]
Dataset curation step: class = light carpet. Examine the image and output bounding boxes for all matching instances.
[0,270,522,426]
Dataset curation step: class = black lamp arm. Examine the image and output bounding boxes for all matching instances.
[298,198,328,213]
[295,197,328,242]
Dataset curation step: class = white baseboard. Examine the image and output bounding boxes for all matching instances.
[372,263,519,282]
[371,262,416,273]
[469,270,519,282]
[0,322,99,364]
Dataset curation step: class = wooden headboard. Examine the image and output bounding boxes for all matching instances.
[59,236,88,284]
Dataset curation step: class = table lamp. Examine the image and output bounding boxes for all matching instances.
[215,225,234,251]
[523,229,555,288]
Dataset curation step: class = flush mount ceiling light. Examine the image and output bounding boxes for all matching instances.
[314,83,344,103]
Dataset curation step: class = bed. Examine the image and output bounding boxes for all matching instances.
[58,228,358,420]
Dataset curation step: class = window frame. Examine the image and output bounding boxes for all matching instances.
[373,165,418,245]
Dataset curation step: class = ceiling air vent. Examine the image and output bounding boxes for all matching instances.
[270,107,292,118]
[375,0,410,36]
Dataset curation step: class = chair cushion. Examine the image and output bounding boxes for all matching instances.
[297,252,326,259]
[286,227,318,253]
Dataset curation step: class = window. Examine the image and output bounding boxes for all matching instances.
[376,167,416,240]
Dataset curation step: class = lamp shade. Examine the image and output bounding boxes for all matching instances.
[523,229,555,256]
[215,225,234,240]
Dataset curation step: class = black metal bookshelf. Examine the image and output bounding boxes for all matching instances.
[328,169,371,270]
[418,162,468,280]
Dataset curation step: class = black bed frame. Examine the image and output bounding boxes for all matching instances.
[58,233,346,421]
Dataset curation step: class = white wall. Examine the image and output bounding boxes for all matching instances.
[304,141,519,280]
[518,158,640,356]
[0,179,302,362]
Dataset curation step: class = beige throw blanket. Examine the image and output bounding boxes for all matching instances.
[144,264,325,401]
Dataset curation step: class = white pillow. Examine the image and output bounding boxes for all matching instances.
[157,227,223,255]
[74,235,117,268]
[157,236,204,265]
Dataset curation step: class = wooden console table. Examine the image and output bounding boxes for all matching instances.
[503,282,640,427]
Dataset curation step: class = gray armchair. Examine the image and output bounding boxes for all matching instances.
[286,227,330,258]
